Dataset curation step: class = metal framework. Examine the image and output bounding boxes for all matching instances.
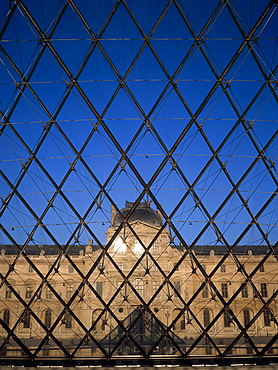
[0,0,277,366]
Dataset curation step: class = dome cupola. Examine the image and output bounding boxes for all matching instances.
[112,201,162,227]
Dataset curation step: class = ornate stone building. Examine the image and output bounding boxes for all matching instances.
[0,201,277,358]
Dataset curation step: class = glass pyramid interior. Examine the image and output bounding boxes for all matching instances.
[0,0,277,366]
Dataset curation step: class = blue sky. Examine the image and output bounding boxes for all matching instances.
[0,0,277,247]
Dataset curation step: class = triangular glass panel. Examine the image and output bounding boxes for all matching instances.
[193,160,233,214]
[75,0,115,35]
[23,0,66,33]
[78,46,120,115]
[100,4,144,76]
[199,84,238,124]
[180,0,220,34]
[57,119,94,154]
[51,5,92,74]
[7,90,50,129]
[130,134,168,184]
[1,6,40,75]
[125,0,169,35]
[229,0,270,34]
[204,5,243,73]
[15,162,54,216]
[201,119,236,150]
[0,58,18,114]
[251,120,278,152]
[226,49,268,110]
[175,48,217,113]
[151,2,195,75]
[125,79,168,116]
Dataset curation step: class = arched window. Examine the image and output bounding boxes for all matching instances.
[3,309,10,326]
[45,310,52,329]
[134,278,144,296]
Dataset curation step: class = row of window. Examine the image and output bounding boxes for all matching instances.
[22,262,268,275]
[1,309,72,329]
[202,282,268,298]
[4,281,269,300]
[203,308,272,328]
[2,307,273,331]
[26,263,266,274]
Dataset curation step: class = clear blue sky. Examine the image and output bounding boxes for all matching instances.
[0,0,277,247]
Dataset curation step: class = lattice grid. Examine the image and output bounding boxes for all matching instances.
[0,0,277,366]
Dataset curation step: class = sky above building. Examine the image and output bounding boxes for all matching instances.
[0,0,277,248]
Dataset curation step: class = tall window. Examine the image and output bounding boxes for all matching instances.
[5,286,12,299]
[96,281,103,298]
[46,287,53,299]
[173,281,181,297]
[66,284,73,299]
[221,265,226,272]
[23,310,31,328]
[243,309,251,327]
[28,265,34,273]
[26,284,33,299]
[153,281,159,293]
[45,310,52,329]
[151,242,158,255]
[261,283,268,297]
[3,309,10,326]
[221,283,228,298]
[242,283,248,298]
[68,265,74,273]
[65,312,72,328]
[134,278,144,296]
[202,284,209,298]
[118,262,124,270]
[259,264,265,272]
[224,309,231,327]
[203,309,210,328]
[264,309,271,326]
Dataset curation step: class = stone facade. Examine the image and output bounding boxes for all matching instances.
[0,202,277,358]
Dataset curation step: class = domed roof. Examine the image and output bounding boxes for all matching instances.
[112,201,162,227]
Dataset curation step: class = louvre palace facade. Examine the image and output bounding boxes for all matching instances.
[0,201,277,360]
